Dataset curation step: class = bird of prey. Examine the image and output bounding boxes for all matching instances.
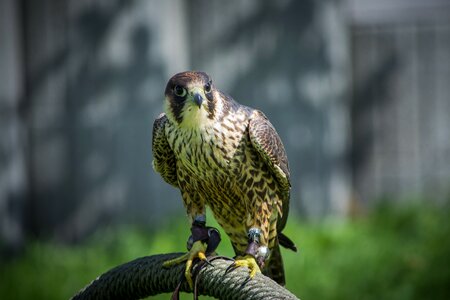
[152,71,297,287]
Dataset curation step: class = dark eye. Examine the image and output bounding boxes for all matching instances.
[173,85,187,97]
[204,82,212,93]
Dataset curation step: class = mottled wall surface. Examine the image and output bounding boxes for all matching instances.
[1,0,191,247]
[350,1,450,204]
[0,0,27,252]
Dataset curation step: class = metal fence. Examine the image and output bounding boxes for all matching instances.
[351,15,450,205]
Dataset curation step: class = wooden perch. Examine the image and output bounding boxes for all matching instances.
[71,252,300,300]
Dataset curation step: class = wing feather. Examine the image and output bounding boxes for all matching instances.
[249,111,291,232]
[152,113,178,187]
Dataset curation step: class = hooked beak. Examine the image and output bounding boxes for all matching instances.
[193,93,203,108]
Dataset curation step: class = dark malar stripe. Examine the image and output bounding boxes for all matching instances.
[207,100,215,120]
[170,100,185,124]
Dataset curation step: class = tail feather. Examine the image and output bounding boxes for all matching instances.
[279,232,297,252]
[263,241,286,286]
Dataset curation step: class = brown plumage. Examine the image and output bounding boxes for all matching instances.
[152,71,296,285]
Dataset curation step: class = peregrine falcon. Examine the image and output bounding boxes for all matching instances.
[152,71,297,287]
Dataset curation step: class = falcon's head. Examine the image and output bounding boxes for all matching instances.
[164,71,221,128]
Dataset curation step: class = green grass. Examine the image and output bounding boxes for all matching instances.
[1,203,449,299]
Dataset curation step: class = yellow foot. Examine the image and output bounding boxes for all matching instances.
[162,240,207,288]
[228,254,262,279]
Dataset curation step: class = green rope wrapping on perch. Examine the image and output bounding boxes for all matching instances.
[71,252,300,300]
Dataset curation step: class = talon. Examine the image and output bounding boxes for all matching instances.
[162,240,207,289]
[198,251,207,261]
[225,261,238,273]
[227,254,261,279]
[203,258,214,267]
[165,221,222,291]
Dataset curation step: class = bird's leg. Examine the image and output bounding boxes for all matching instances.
[227,228,270,278]
[163,214,220,288]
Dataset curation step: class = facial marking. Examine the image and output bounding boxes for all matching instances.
[164,71,217,127]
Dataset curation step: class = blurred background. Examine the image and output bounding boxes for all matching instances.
[1,0,450,299]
